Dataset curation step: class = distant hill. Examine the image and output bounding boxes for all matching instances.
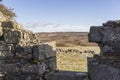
[35,32,97,47]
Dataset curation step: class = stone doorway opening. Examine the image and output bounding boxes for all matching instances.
[56,45,100,72]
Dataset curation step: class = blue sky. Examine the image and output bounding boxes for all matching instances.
[1,0,120,32]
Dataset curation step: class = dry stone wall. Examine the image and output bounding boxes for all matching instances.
[2,6,120,79]
[0,10,88,80]
[88,20,120,80]
[0,20,56,80]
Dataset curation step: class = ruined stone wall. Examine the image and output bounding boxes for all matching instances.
[0,19,56,80]
[2,6,120,79]
[88,20,120,80]
[0,10,88,80]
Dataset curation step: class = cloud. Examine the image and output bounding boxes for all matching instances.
[24,22,89,32]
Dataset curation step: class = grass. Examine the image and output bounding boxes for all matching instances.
[56,46,100,72]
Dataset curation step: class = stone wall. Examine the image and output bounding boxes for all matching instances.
[0,10,88,80]
[88,20,120,80]
[0,20,56,80]
[1,5,120,79]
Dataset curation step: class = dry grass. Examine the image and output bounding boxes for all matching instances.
[35,32,97,47]
[56,46,100,72]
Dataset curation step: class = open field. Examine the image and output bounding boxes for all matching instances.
[36,32,97,47]
[56,46,100,72]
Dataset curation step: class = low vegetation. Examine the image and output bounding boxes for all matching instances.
[36,32,97,47]
[56,46,100,72]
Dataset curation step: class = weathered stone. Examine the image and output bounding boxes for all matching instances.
[88,58,120,80]
[46,71,87,80]
[22,64,46,75]
[2,21,17,29]
[13,45,33,59]
[0,26,3,36]
[14,52,32,59]
[1,21,23,30]
[0,42,9,51]
[33,44,56,60]
[0,12,6,22]
[46,57,56,71]
[22,64,39,74]
[3,29,22,43]
[0,11,57,80]
[24,46,32,54]
[33,45,45,60]
[43,41,56,51]
[101,43,120,57]
[38,63,47,75]
[23,30,36,42]
[1,64,19,74]
[4,75,29,80]
[0,73,4,79]
[25,75,43,80]
[16,23,24,30]
[0,51,13,59]
[102,27,115,43]
[89,20,120,58]
[14,45,24,53]
[89,26,120,43]
[88,20,120,80]
[88,26,103,43]
[103,20,120,27]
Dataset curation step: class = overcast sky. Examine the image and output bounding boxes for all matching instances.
[1,0,120,32]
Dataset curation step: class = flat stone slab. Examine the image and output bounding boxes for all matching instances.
[46,71,87,80]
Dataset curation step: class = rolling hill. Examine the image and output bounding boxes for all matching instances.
[35,32,97,47]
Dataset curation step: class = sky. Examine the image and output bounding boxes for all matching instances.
[1,0,120,32]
